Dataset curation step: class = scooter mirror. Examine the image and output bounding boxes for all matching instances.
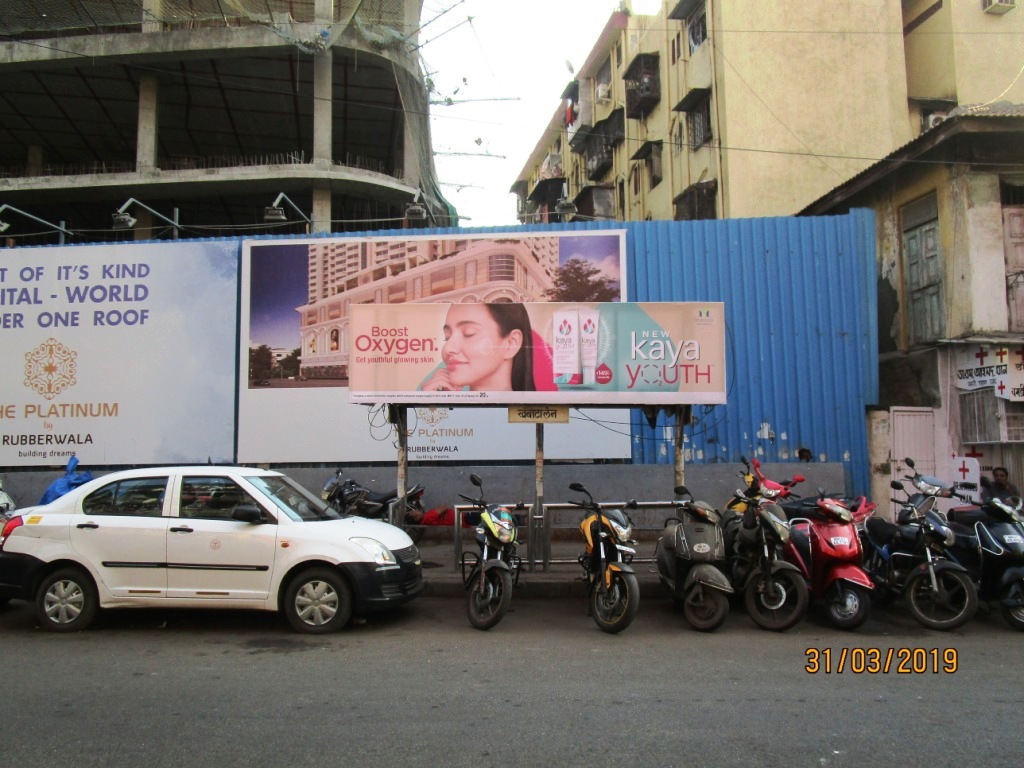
[792,474,806,484]
[470,473,482,487]
[569,482,585,492]
[904,457,916,469]
[890,480,904,490]
[674,485,689,496]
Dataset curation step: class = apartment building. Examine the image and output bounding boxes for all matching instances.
[513,0,1023,224]
[0,0,454,244]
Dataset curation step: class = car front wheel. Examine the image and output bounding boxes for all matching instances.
[35,567,99,632]
[283,568,353,634]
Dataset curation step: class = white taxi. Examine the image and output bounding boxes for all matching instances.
[0,466,423,633]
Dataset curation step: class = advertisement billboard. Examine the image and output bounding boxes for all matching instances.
[238,231,633,462]
[348,301,726,405]
[0,241,238,466]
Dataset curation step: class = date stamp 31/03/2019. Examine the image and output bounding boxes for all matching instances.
[804,647,958,674]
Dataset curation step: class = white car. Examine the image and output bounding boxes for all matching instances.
[0,466,423,633]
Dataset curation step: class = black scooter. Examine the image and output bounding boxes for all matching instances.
[944,480,1024,631]
[654,485,733,631]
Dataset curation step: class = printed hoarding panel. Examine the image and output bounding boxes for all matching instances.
[349,302,726,405]
[0,241,237,466]
[238,233,632,462]
[955,343,1024,400]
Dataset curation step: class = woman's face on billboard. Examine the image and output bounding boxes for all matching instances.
[441,304,522,391]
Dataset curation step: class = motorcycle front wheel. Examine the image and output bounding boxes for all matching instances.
[825,582,871,631]
[591,570,640,634]
[744,569,808,632]
[999,578,1024,631]
[683,586,730,632]
[466,568,513,630]
[905,568,977,631]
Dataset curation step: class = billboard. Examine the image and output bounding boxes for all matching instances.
[0,241,238,466]
[955,343,1024,401]
[348,301,726,405]
[237,231,633,462]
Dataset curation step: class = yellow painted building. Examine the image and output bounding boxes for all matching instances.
[514,0,1024,224]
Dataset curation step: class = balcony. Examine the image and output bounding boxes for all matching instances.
[623,53,660,120]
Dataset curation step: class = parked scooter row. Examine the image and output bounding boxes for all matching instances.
[863,456,1024,632]
[650,455,1024,635]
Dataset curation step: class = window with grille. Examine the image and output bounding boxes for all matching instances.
[960,388,1000,443]
[960,387,1024,443]
[647,143,662,189]
[688,98,712,150]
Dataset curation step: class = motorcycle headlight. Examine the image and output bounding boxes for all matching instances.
[610,518,633,542]
[494,517,516,544]
[933,525,955,547]
[351,537,397,567]
[760,487,780,500]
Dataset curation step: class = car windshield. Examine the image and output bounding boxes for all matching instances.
[247,475,343,522]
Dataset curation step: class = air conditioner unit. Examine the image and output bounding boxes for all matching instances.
[982,0,1016,15]
[926,112,949,129]
[596,82,611,103]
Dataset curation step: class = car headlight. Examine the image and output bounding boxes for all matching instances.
[351,537,397,566]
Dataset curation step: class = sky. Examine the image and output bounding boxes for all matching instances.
[420,0,653,227]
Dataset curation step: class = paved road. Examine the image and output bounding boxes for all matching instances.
[1,594,1021,768]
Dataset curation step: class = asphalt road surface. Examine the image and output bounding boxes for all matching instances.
[1,594,1022,768]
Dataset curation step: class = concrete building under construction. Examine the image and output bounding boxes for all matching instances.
[0,0,455,245]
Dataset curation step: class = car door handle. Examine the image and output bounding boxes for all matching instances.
[169,526,194,533]
[76,522,99,529]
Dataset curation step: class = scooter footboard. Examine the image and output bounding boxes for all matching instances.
[825,563,874,590]
[683,563,733,594]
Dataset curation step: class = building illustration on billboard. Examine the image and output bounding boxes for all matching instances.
[292,232,622,381]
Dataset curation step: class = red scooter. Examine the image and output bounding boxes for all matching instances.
[781,489,875,630]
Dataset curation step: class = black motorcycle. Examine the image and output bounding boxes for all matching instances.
[858,459,977,631]
[458,474,522,630]
[720,485,809,632]
[944,480,1024,631]
[569,482,640,634]
[654,485,733,631]
[321,470,426,543]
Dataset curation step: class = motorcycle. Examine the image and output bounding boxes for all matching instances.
[458,474,522,630]
[943,478,1024,631]
[780,488,874,630]
[569,481,641,634]
[321,470,426,542]
[654,485,734,631]
[720,457,809,631]
[858,458,977,631]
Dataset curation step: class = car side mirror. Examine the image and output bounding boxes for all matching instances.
[232,504,264,524]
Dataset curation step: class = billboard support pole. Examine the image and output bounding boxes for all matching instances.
[535,422,547,570]
[674,405,691,490]
[393,404,408,525]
